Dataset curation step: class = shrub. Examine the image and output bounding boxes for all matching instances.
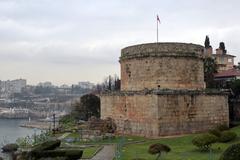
[31,139,61,152]
[192,134,218,151]
[219,131,237,143]
[101,117,117,133]
[59,114,76,125]
[1,143,19,152]
[148,143,171,160]
[208,129,221,137]
[25,149,83,160]
[219,143,240,160]
[16,131,51,148]
[217,124,229,131]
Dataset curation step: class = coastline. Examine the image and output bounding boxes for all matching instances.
[20,121,53,130]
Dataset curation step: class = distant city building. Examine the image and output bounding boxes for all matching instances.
[213,48,235,72]
[10,79,27,93]
[57,84,71,94]
[203,38,238,85]
[214,68,240,88]
[37,81,53,87]
[0,79,26,95]
[78,81,95,89]
[204,42,236,72]
[60,84,70,89]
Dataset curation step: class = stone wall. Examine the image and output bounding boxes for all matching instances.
[121,43,203,58]
[100,42,229,138]
[101,91,229,137]
[121,57,205,91]
[120,43,205,91]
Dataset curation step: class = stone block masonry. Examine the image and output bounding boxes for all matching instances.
[120,43,205,91]
[101,91,228,137]
[100,42,229,138]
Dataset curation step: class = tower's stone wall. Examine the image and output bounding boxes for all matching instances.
[120,43,205,91]
[101,91,229,137]
[100,42,229,138]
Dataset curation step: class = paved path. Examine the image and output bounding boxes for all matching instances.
[91,145,115,160]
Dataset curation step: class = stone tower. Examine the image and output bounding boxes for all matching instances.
[120,43,205,91]
[101,42,229,137]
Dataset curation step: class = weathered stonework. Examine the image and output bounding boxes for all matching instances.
[100,42,229,138]
[120,43,205,91]
[101,91,228,137]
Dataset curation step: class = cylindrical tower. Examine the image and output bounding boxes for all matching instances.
[120,43,205,91]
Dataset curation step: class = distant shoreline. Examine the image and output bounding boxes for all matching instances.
[20,121,53,130]
[0,117,29,119]
[0,117,57,130]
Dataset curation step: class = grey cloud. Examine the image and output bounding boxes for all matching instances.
[0,0,240,84]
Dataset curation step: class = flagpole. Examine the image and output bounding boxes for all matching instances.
[157,16,158,43]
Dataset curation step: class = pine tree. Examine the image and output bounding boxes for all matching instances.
[204,57,218,88]
[204,35,210,48]
[219,42,227,54]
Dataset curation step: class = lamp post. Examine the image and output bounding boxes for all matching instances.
[53,113,56,135]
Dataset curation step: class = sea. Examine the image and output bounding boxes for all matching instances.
[0,119,41,159]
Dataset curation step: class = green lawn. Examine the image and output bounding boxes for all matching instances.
[82,145,102,159]
[59,143,102,159]
[121,126,240,160]
[58,126,240,159]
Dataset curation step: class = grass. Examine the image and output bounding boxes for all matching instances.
[57,125,240,159]
[82,145,102,159]
[121,126,240,160]
[59,142,102,159]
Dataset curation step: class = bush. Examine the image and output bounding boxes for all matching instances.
[59,114,76,125]
[192,134,218,151]
[101,117,117,133]
[16,131,51,148]
[217,124,229,131]
[220,143,240,160]
[148,143,171,160]
[208,129,221,137]
[219,131,237,143]
[24,149,83,160]
[31,139,61,152]
[72,94,100,121]
[1,143,19,152]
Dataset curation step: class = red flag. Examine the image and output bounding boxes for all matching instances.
[157,15,161,23]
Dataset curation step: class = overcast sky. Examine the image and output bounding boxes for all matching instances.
[0,0,240,85]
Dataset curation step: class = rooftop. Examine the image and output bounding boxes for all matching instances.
[213,54,236,57]
[214,68,240,78]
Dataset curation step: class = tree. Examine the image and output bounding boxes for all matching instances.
[192,134,218,151]
[219,42,227,54]
[113,75,121,90]
[204,57,218,88]
[108,75,112,90]
[148,143,171,160]
[72,94,100,121]
[204,35,211,48]
[102,75,120,91]
[220,143,240,160]
[230,79,240,98]
[236,62,240,70]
